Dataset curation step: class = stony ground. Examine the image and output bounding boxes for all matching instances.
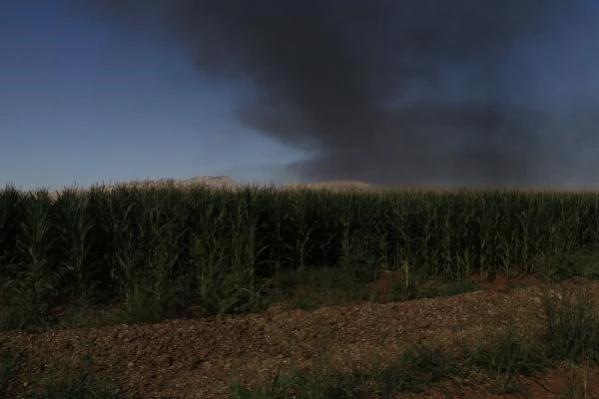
[3,279,599,398]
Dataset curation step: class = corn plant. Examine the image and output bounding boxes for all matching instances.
[2,184,599,320]
[0,185,23,280]
[53,188,96,304]
[2,190,56,329]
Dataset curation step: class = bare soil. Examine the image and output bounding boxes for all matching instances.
[2,277,599,398]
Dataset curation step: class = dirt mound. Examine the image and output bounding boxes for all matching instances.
[3,281,598,399]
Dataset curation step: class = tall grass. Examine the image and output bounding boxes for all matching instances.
[2,184,599,320]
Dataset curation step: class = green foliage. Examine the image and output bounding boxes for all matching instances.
[542,247,599,282]
[2,185,599,323]
[232,341,458,399]
[541,286,599,362]
[466,321,548,381]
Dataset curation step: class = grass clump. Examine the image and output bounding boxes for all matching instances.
[465,322,549,394]
[375,342,459,394]
[541,286,599,362]
[467,322,548,376]
[233,342,461,398]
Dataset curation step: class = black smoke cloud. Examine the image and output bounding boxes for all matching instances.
[83,0,595,187]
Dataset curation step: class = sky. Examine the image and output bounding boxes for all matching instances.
[1,1,599,190]
[0,0,305,190]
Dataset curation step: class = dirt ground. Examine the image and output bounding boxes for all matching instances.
[2,279,599,399]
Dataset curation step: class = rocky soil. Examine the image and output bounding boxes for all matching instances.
[3,281,599,398]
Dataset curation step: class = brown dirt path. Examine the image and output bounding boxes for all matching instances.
[2,281,599,398]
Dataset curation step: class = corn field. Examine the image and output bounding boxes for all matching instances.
[1,184,599,316]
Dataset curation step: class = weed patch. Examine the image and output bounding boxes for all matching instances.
[541,286,599,362]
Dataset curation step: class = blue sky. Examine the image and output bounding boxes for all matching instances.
[0,0,305,190]
[2,1,599,190]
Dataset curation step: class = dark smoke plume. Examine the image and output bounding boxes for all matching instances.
[83,0,595,187]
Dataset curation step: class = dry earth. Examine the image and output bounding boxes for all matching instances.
[3,280,599,398]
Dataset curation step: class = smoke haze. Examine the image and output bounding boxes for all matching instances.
[82,0,599,187]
